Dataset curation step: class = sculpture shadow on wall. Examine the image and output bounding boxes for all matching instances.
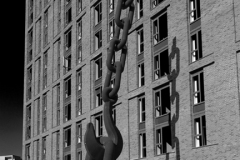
[166,37,180,160]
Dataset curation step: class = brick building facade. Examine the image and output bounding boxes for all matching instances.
[23,0,240,159]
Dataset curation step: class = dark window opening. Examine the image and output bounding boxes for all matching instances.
[155,86,170,117]
[95,30,102,50]
[194,115,207,147]
[153,12,168,45]
[64,128,71,147]
[155,125,172,155]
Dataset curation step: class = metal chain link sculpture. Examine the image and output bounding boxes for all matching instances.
[84,0,134,160]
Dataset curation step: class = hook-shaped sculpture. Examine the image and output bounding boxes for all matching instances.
[84,0,134,160]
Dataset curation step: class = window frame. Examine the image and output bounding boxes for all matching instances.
[26,144,31,160]
[189,0,201,23]
[109,19,115,41]
[136,0,143,19]
[193,114,207,147]
[65,77,71,99]
[94,2,102,25]
[154,85,171,118]
[42,137,46,160]
[43,52,48,89]
[44,10,48,46]
[77,0,82,13]
[137,28,144,55]
[95,86,103,107]
[191,71,205,106]
[138,62,145,87]
[138,96,145,123]
[76,122,82,144]
[64,103,71,122]
[139,132,147,158]
[190,30,202,63]
[64,127,71,148]
[109,0,114,13]
[65,30,72,51]
[65,0,72,25]
[95,113,103,137]
[95,29,102,50]
[95,57,102,80]
[152,12,168,46]
[153,49,169,80]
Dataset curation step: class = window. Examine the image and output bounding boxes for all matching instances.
[77,151,82,160]
[77,71,82,91]
[56,132,60,160]
[28,30,33,62]
[38,19,42,54]
[95,2,102,25]
[137,28,144,54]
[75,98,81,116]
[152,0,164,8]
[37,140,40,160]
[189,0,201,23]
[26,144,30,160]
[29,0,33,25]
[192,71,205,105]
[43,52,48,89]
[65,30,72,51]
[65,0,72,25]
[37,98,40,135]
[139,133,146,158]
[58,0,61,32]
[154,86,170,117]
[77,20,82,64]
[65,78,71,98]
[64,103,71,122]
[153,12,168,45]
[194,115,207,147]
[64,154,71,160]
[95,30,102,50]
[44,10,48,46]
[26,105,31,139]
[27,67,32,101]
[57,40,61,79]
[154,49,169,80]
[77,0,82,13]
[155,126,172,155]
[137,0,143,19]
[57,85,60,126]
[64,54,71,73]
[38,58,41,93]
[109,19,115,40]
[42,137,46,160]
[190,30,202,62]
[64,127,71,147]
[77,45,82,64]
[95,87,103,107]
[77,123,82,143]
[39,0,42,13]
[95,114,103,137]
[42,94,47,132]
[109,0,114,13]
[138,63,145,87]
[95,57,102,80]
[77,20,82,41]
[138,97,145,123]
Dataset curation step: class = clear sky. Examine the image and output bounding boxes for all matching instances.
[0,0,25,157]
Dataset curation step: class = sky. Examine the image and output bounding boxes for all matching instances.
[0,1,26,157]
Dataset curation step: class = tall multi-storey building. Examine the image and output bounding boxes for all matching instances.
[23,0,240,160]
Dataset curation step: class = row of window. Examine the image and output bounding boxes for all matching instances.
[25,123,82,160]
